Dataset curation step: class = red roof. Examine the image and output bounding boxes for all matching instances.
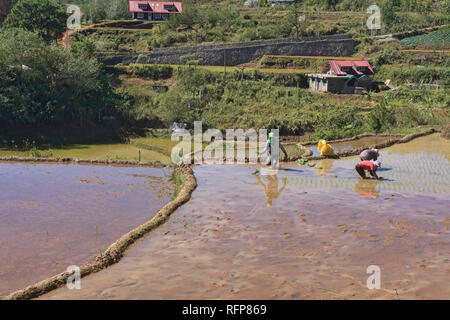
[129,1,182,14]
[328,60,374,76]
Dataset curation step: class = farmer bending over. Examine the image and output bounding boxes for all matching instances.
[360,148,379,161]
[355,160,381,180]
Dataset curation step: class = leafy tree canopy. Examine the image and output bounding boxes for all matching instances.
[0,28,123,128]
[3,0,66,42]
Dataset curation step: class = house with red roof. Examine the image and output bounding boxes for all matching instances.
[307,60,380,94]
[129,1,182,21]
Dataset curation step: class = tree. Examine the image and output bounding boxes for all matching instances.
[325,0,339,10]
[70,34,96,58]
[2,0,66,42]
[367,100,396,133]
[86,0,130,22]
[180,53,203,68]
[381,0,401,31]
[0,28,122,128]
[282,4,303,38]
[166,0,199,30]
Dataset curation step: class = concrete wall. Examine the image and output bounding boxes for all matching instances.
[308,76,377,94]
[101,34,358,66]
[309,77,348,93]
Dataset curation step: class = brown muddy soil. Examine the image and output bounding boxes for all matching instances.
[0,162,174,297]
[42,134,449,300]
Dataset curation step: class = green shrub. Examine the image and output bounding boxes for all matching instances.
[367,101,396,133]
[29,147,53,158]
[383,88,450,108]
[369,46,406,67]
[310,106,366,140]
[0,29,123,129]
[127,64,173,80]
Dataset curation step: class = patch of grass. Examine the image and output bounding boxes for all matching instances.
[28,147,54,158]
[0,149,29,157]
[259,55,361,72]
[115,63,311,75]
[117,66,449,140]
[130,137,178,157]
[285,144,306,159]
[171,169,186,199]
[0,144,172,164]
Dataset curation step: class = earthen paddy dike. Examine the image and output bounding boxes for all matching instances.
[307,135,397,157]
[0,162,173,297]
[41,134,449,299]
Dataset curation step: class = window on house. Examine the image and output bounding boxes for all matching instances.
[164,5,176,11]
[138,4,150,10]
[357,66,368,72]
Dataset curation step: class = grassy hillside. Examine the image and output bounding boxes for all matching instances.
[67,0,448,54]
[112,63,448,139]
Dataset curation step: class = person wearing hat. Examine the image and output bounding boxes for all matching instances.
[355,159,381,180]
[260,131,288,166]
[360,148,379,161]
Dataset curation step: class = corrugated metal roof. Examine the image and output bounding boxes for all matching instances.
[129,1,183,14]
[328,60,374,76]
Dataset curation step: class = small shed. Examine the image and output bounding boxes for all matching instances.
[307,60,380,94]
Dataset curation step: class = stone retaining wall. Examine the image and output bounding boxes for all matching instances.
[101,35,357,66]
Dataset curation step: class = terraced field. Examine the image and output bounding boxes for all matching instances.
[399,29,450,47]
[42,133,450,300]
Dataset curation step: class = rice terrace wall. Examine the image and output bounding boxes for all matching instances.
[101,34,358,66]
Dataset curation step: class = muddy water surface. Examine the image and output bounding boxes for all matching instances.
[0,162,173,296]
[44,134,449,299]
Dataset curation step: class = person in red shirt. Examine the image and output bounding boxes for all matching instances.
[355,160,381,179]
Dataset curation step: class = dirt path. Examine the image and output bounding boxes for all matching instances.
[58,24,96,50]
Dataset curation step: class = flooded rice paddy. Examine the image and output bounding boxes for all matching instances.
[0,162,173,297]
[43,134,449,300]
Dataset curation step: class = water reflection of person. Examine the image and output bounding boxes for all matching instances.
[354,178,380,198]
[254,175,287,207]
[316,159,334,176]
